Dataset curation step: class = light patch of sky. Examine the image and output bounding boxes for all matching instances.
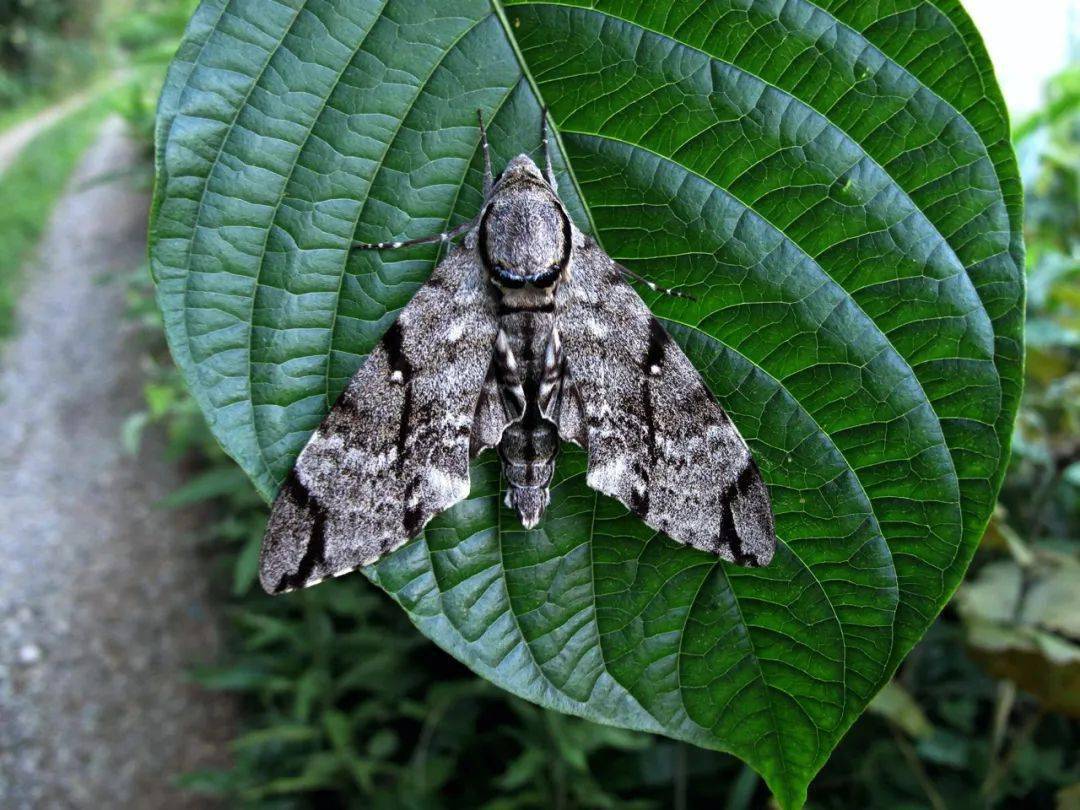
[963,0,1078,118]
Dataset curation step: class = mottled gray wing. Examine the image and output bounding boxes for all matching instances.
[554,239,776,566]
[260,246,505,594]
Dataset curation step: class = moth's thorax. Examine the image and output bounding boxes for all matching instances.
[480,160,571,294]
[498,284,555,311]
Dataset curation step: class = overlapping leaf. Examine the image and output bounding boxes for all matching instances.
[150,1,1023,805]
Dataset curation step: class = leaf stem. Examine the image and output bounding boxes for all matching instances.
[890,724,947,810]
[981,708,1045,801]
[674,742,687,810]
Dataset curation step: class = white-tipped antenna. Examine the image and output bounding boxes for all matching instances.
[615,262,696,300]
[478,108,494,200]
[351,216,476,252]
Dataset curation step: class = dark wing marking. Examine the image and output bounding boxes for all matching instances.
[554,240,776,566]
[259,246,502,593]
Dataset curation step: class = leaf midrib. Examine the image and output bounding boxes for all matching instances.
[489,0,599,237]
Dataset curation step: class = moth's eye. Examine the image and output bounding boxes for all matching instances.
[491,262,525,288]
[532,262,561,288]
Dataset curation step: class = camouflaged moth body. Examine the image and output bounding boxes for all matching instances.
[259,112,776,594]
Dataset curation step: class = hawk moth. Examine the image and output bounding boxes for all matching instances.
[259,111,776,595]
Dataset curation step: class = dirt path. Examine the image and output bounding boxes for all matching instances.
[0,118,234,808]
[0,90,96,177]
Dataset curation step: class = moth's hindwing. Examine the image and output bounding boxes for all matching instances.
[554,239,776,566]
[259,246,505,594]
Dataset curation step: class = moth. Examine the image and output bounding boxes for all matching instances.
[259,111,776,594]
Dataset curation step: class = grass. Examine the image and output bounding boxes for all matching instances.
[0,96,111,339]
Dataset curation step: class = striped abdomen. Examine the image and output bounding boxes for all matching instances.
[495,309,562,528]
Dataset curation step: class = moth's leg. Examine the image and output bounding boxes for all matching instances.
[494,327,526,419]
[537,327,563,417]
[615,261,696,300]
[351,217,475,251]
[478,109,494,200]
[544,327,586,446]
[471,360,510,457]
[539,105,558,192]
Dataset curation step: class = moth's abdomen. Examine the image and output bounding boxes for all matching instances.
[499,413,559,528]
[494,309,561,529]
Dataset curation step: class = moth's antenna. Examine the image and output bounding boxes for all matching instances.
[351,216,476,252]
[615,262,696,300]
[539,105,558,192]
[477,109,494,200]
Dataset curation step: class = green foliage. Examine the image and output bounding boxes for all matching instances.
[0,97,110,338]
[106,0,199,58]
[0,0,100,109]
[106,0,199,154]
[809,622,1079,809]
[148,2,1024,804]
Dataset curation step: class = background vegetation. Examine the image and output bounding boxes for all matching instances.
[1,2,1077,806]
[0,0,97,110]
[0,0,197,336]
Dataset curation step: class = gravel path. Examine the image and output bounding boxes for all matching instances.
[0,118,234,808]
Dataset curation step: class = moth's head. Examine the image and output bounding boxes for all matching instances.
[498,153,546,185]
[481,156,570,291]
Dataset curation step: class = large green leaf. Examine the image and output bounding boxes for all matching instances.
[150,1,1023,805]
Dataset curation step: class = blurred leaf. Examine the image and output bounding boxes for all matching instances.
[867,682,934,741]
[1064,463,1080,488]
[1059,782,1080,810]
[231,533,262,595]
[155,466,249,508]
[366,728,399,760]
[294,668,332,722]
[151,1,1024,805]
[496,747,548,791]
[979,504,1034,565]
[725,763,763,810]
[956,555,1080,718]
[1027,318,1080,350]
[1014,66,1080,144]
[250,751,343,797]
[322,709,353,752]
[173,768,233,795]
[915,730,971,770]
[232,724,320,751]
[190,663,291,693]
[142,381,177,417]
[120,410,149,455]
